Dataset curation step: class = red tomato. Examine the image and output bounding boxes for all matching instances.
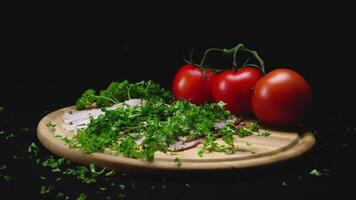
[211,66,263,114]
[172,64,216,104]
[252,68,312,127]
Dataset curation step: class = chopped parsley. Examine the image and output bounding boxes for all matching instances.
[20,127,30,132]
[68,80,270,162]
[76,80,172,110]
[250,122,260,132]
[56,192,65,198]
[76,193,87,200]
[46,122,56,132]
[0,106,4,112]
[105,170,116,177]
[4,175,11,181]
[258,131,270,137]
[28,142,40,157]
[42,156,65,172]
[174,157,182,167]
[5,133,14,140]
[118,184,125,190]
[0,164,6,170]
[40,185,55,195]
[310,169,322,176]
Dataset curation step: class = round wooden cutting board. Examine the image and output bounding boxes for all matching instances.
[37,106,315,173]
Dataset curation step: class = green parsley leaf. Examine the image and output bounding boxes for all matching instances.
[4,175,11,181]
[119,184,125,190]
[5,133,14,140]
[310,169,322,176]
[46,122,56,132]
[40,185,55,195]
[105,170,116,177]
[56,192,65,198]
[28,142,40,157]
[258,131,270,137]
[249,122,260,132]
[0,164,6,170]
[174,157,182,167]
[76,80,172,110]
[76,193,87,200]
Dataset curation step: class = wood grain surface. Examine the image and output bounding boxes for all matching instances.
[37,106,315,172]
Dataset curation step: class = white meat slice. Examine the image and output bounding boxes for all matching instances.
[168,139,204,152]
[63,99,144,133]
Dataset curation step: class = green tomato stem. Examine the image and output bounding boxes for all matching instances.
[199,48,224,67]
[241,47,265,73]
[232,43,245,70]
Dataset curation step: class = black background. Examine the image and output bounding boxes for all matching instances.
[1,5,356,200]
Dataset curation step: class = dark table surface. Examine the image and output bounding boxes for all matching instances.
[1,10,356,199]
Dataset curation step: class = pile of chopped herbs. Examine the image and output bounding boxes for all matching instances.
[76,80,172,110]
[67,80,268,162]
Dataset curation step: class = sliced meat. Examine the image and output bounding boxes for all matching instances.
[124,99,145,107]
[135,137,145,145]
[168,139,204,152]
[63,99,144,133]
[214,117,238,129]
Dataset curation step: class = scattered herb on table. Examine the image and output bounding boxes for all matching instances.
[119,184,125,190]
[4,175,11,181]
[56,192,65,198]
[28,142,40,157]
[20,127,30,132]
[42,156,65,172]
[40,185,55,195]
[5,133,14,140]
[310,169,323,176]
[0,164,6,170]
[76,193,87,200]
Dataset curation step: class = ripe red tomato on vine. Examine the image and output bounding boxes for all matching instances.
[172,43,312,126]
[252,68,312,126]
[172,64,216,105]
[211,44,265,115]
